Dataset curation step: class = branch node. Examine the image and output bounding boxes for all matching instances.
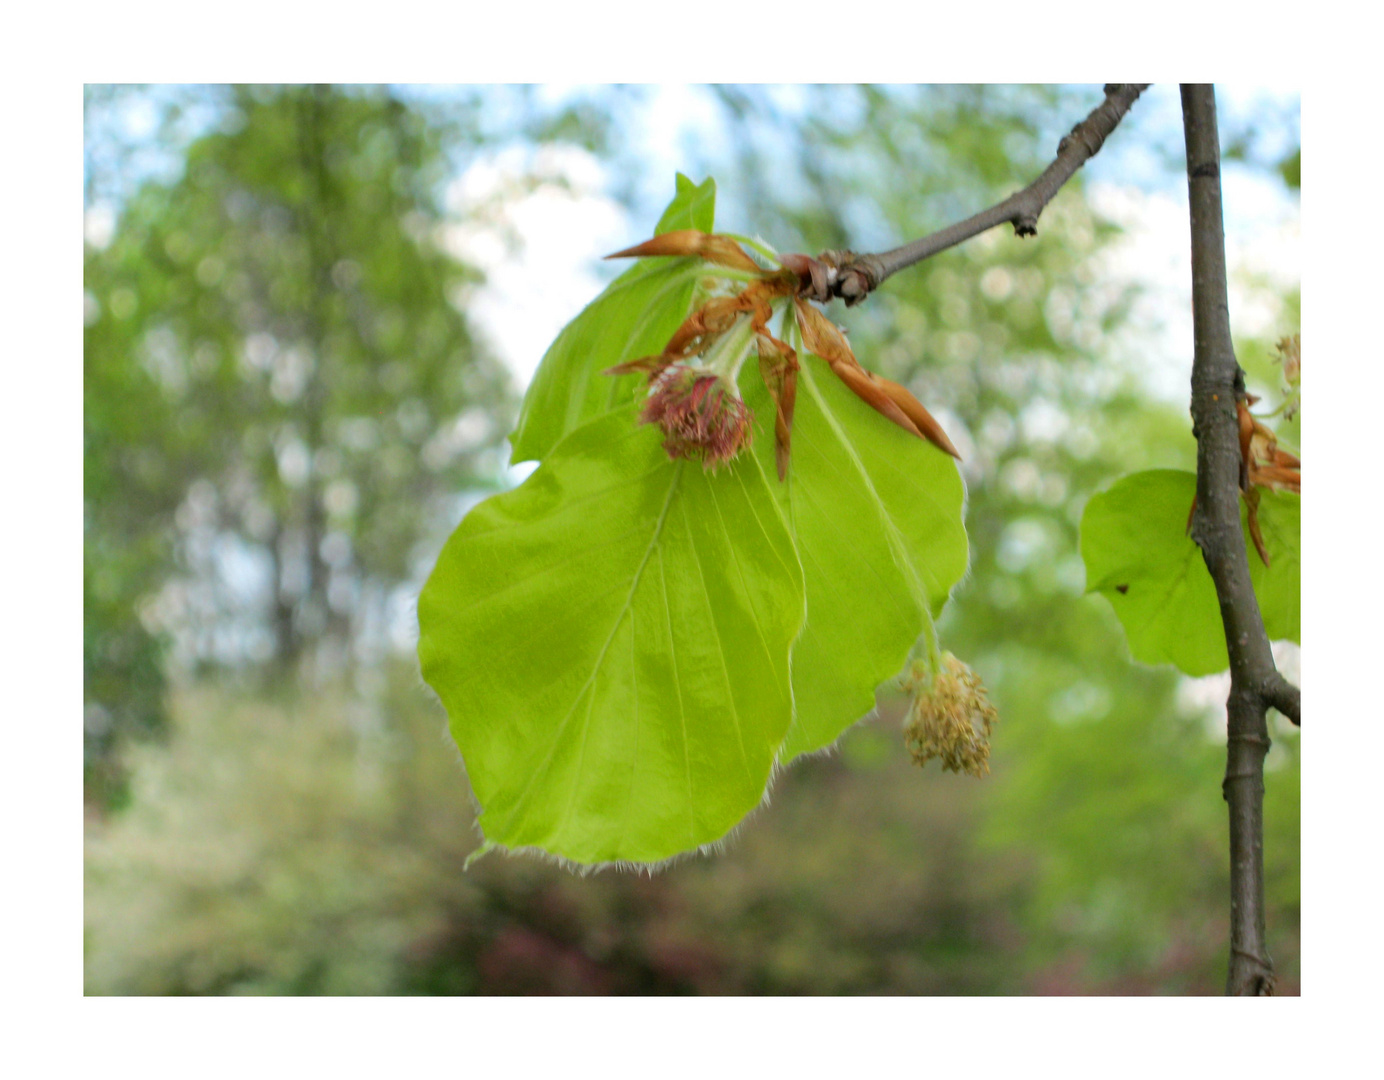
[1229,949,1277,996]
[817,250,882,307]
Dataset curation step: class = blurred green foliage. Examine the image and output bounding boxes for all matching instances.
[84,86,515,804]
[1278,148,1301,191]
[84,85,1298,993]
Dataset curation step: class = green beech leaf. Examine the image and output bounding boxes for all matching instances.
[427,173,973,865]
[1080,469,1300,677]
[751,355,969,761]
[418,404,805,868]
[656,172,717,235]
[509,175,716,463]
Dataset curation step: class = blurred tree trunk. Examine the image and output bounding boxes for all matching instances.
[296,86,333,661]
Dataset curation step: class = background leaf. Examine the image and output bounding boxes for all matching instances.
[419,405,805,867]
[509,175,716,463]
[1080,469,1300,677]
[744,355,969,761]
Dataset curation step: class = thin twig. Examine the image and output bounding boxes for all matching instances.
[803,84,1150,306]
[1181,83,1300,997]
[1264,671,1301,726]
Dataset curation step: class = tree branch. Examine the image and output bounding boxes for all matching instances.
[1264,671,1300,726]
[803,84,1150,306]
[1181,83,1300,997]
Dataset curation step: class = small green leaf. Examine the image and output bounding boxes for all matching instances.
[1080,469,1300,677]
[657,172,716,234]
[754,356,969,761]
[509,175,716,464]
[419,404,805,868]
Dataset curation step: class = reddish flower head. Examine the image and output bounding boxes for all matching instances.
[641,363,754,468]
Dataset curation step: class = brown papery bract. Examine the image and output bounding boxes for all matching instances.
[794,300,959,459]
[605,232,959,473]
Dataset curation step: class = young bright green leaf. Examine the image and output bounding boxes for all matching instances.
[751,356,969,761]
[418,404,806,868]
[431,173,972,864]
[509,175,717,464]
[656,172,717,235]
[1080,469,1300,677]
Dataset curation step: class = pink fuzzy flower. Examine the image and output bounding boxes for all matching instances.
[640,363,754,469]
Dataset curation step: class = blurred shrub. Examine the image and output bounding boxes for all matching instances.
[84,664,1296,995]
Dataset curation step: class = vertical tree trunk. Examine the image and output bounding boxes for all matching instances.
[296,86,335,658]
[1180,83,1277,996]
[269,521,301,670]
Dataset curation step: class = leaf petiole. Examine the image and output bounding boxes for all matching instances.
[723,232,780,266]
